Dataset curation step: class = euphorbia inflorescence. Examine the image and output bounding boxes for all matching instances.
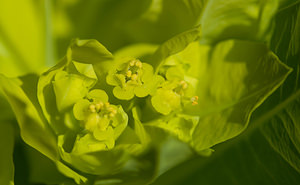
[73,89,127,150]
[151,66,199,115]
[107,57,163,100]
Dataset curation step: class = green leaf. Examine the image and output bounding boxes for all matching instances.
[200,0,279,44]
[186,40,292,151]
[278,0,300,11]
[58,134,129,176]
[37,59,68,134]
[262,95,300,173]
[0,123,14,185]
[151,26,200,70]
[152,92,300,185]
[70,39,113,64]
[0,74,58,161]
[152,4,300,184]
[0,74,88,184]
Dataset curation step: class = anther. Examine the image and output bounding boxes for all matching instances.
[89,104,96,113]
[111,109,117,115]
[129,60,135,66]
[179,80,188,89]
[126,70,132,77]
[131,74,138,81]
[191,96,199,105]
[104,102,110,107]
[109,112,116,118]
[135,61,142,68]
[95,103,102,111]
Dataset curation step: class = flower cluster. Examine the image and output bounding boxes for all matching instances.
[0,32,289,184]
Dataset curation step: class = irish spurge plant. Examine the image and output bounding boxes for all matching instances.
[0,28,292,184]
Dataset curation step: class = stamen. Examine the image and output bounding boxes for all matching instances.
[126,70,132,77]
[104,102,110,107]
[191,96,199,105]
[131,74,138,81]
[135,61,142,68]
[129,60,136,66]
[179,80,188,89]
[89,104,96,113]
[111,109,117,115]
[95,102,102,111]
[109,112,116,118]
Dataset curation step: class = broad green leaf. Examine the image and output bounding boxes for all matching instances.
[0,123,14,185]
[187,40,292,151]
[0,74,88,184]
[152,4,300,184]
[152,121,300,185]
[0,74,58,161]
[262,94,300,173]
[200,0,279,44]
[37,59,68,134]
[278,0,300,11]
[152,91,300,185]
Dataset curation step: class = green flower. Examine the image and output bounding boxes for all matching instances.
[151,66,198,115]
[72,89,128,151]
[106,57,163,100]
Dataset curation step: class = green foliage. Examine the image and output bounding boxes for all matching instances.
[200,0,278,44]
[0,0,300,185]
[152,1,300,185]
